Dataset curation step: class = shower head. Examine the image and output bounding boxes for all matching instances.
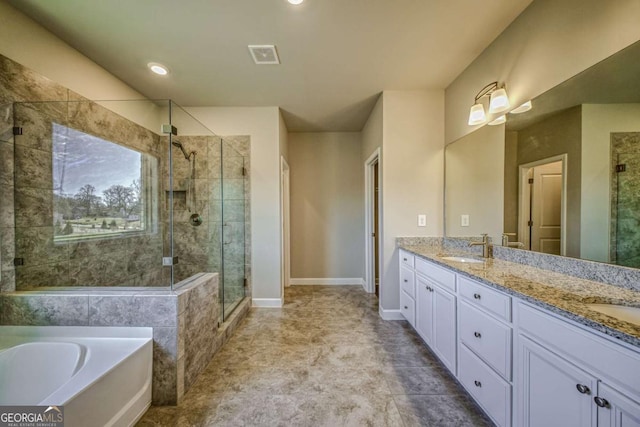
[171,140,196,160]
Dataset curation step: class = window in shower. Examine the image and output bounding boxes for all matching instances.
[52,123,158,242]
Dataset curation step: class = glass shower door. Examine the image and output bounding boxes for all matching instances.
[613,150,640,268]
[221,138,246,320]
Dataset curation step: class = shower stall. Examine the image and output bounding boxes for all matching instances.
[3,98,249,321]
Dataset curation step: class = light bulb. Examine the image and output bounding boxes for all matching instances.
[489,88,510,114]
[148,62,169,75]
[468,103,487,126]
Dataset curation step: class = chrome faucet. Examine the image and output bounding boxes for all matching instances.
[469,233,490,258]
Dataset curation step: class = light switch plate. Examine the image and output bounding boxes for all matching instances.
[418,214,427,227]
[461,214,470,227]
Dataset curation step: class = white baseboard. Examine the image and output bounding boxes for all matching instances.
[378,306,404,320]
[252,298,283,308]
[290,278,365,286]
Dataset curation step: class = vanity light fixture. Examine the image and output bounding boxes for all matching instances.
[148,62,169,76]
[488,115,506,126]
[510,100,532,114]
[467,81,510,126]
[288,0,303,4]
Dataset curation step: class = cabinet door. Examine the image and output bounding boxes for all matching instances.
[597,383,640,427]
[415,275,434,346]
[517,335,597,427]
[433,285,456,374]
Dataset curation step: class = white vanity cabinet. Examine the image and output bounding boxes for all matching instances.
[397,250,640,427]
[400,252,457,374]
[399,250,416,327]
[457,276,513,427]
[516,302,640,427]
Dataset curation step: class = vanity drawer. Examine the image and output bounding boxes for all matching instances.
[400,266,415,298]
[459,344,511,427]
[400,250,414,269]
[415,257,456,292]
[459,276,511,322]
[400,290,415,327]
[459,301,512,380]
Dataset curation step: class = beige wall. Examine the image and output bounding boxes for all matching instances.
[445,0,640,145]
[288,132,364,280]
[503,130,519,234]
[446,124,505,242]
[381,90,444,312]
[279,110,289,162]
[581,103,640,262]
[185,107,283,304]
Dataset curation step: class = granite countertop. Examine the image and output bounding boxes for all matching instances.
[399,244,640,348]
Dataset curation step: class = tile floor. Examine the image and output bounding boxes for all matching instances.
[138,285,492,426]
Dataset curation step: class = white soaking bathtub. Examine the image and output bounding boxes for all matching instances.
[0,326,153,427]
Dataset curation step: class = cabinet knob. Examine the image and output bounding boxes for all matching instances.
[403,258,407,261]
[474,332,482,338]
[594,397,609,408]
[473,293,481,300]
[404,306,408,309]
[576,384,590,394]
[474,380,482,388]
[404,279,408,283]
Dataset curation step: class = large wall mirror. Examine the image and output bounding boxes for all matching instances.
[445,40,640,269]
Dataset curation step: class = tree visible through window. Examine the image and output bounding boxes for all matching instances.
[52,123,157,240]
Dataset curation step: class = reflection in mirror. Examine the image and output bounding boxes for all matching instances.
[446,40,640,269]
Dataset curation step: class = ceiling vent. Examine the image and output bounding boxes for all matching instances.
[248,45,280,65]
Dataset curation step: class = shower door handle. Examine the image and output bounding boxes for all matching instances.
[223,223,232,245]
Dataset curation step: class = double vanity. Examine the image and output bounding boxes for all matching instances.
[398,243,640,427]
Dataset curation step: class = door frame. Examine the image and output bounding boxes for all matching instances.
[280,156,291,300]
[364,148,381,294]
[518,154,567,256]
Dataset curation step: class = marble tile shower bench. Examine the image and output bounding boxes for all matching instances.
[0,272,246,405]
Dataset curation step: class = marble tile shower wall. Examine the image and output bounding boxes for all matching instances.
[610,132,640,268]
[166,135,251,304]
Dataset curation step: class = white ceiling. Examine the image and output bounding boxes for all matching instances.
[9,0,532,132]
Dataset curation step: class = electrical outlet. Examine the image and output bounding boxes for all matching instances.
[418,214,427,227]
[461,214,470,227]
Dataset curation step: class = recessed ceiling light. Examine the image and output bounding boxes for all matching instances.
[288,0,303,4]
[148,62,169,76]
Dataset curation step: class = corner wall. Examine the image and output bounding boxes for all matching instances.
[381,90,444,313]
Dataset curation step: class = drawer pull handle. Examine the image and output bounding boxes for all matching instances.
[474,380,482,388]
[473,293,481,300]
[474,332,482,338]
[576,384,590,394]
[594,397,609,408]
[403,258,408,261]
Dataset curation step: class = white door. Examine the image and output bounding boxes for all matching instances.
[531,161,562,255]
[518,335,596,427]
[416,275,434,346]
[597,382,640,427]
[432,286,456,374]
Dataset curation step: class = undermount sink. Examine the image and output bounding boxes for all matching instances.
[586,304,640,326]
[441,256,484,264]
